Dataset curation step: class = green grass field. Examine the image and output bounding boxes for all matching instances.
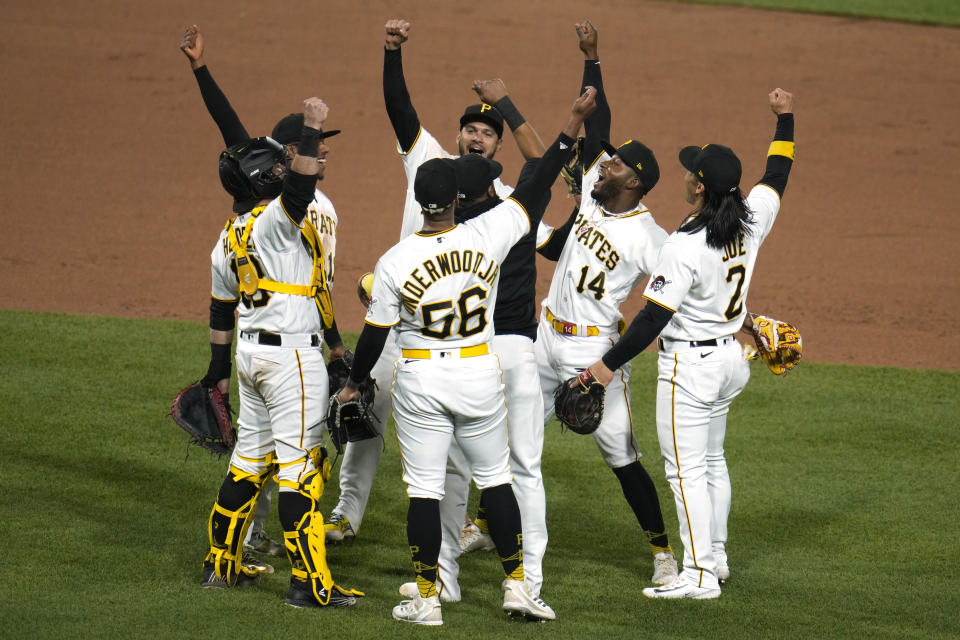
[664,0,960,26]
[1,309,957,639]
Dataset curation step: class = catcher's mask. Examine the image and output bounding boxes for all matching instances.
[219,137,289,202]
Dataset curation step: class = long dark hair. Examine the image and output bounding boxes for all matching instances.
[679,189,754,249]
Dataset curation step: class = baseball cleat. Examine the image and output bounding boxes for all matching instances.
[502,579,556,621]
[201,562,261,589]
[392,594,443,626]
[324,512,355,543]
[715,550,730,584]
[244,531,285,557]
[284,577,359,608]
[651,551,679,585]
[642,577,721,600]
[399,581,459,603]
[459,521,495,552]
[241,550,275,575]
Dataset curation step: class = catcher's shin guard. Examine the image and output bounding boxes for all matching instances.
[203,461,275,586]
[280,457,364,606]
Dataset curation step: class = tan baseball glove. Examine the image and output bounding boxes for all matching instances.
[748,313,803,376]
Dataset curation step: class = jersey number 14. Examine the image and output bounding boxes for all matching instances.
[575,265,606,300]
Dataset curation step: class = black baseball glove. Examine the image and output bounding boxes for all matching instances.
[327,378,379,454]
[170,382,236,455]
[554,370,605,435]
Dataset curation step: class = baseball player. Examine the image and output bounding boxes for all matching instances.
[334,88,597,625]
[395,79,555,603]
[199,98,363,608]
[382,18,556,600]
[534,20,678,586]
[180,26,347,557]
[323,18,548,561]
[586,89,797,599]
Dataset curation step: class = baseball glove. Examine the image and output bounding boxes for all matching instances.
[170,383,236,455]
[748,313,803,376]
[553,369,605,435]
[559,136,585,196]
[326,378,379,454]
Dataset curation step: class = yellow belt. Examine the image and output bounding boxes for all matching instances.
[401,344,489,359]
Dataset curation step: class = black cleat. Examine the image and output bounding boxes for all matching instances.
[284,577,359,608]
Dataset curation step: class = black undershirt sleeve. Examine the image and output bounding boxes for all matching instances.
[537,206,579,261]
[323,318,343,351]
[757,113,795,198]
[383,48,422,153]
[192,66,249,146]
[510,132,576,225]
[581,60,609,167]
[601,301,674,371]
[280,172,317,226]
[349,324,391,384]
[209,297,239,331]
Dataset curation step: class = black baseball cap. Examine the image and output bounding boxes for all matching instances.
[459,104,504,139]
[453,154,502,200]
[414,158,459,214]
[271,113,341,145]
[600,139,660,194]
[678,144,742,194]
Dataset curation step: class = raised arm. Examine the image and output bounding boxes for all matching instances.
[509,87,597,222]
[473,78,546,159]
[179,25,249,147]
[280,98,326,225]
[757,88,795,197]
[576,20,609,167]
[383,19,421,152]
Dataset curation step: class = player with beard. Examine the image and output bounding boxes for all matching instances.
[534,19,679,587]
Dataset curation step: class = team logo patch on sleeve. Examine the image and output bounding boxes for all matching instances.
[648,275,671,294]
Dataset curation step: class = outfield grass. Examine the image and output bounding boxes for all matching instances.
[663,0,960,26]
[1,309,957,639]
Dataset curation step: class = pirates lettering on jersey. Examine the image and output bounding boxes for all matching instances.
[720,232,747,262]
[307,208,337,238]
[399,249,500,314]
[574,214,621,271]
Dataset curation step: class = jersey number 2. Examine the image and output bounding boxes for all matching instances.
[420,285,489,339]
[724,264,746,320]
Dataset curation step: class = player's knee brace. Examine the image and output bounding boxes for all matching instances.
[204,457,277,584]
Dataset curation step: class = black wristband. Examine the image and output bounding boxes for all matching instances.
[298,126,321,157]
[201,342,232,387]
[494,96,525,132]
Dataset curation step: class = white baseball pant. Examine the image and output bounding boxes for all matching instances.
[655,337,748,589]
[435,334,547,599]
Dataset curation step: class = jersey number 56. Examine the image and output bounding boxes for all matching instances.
[420,285,489,339]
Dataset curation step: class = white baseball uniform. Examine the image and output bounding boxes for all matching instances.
[643,184,781,590]
[536,152,667,468]
[364,196,533,500]
[399,127,551,599]
[210,200,329,489]
[326,127,512,536]
[247,188,338,544]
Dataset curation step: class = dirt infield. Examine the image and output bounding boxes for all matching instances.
[4,1,958,370]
